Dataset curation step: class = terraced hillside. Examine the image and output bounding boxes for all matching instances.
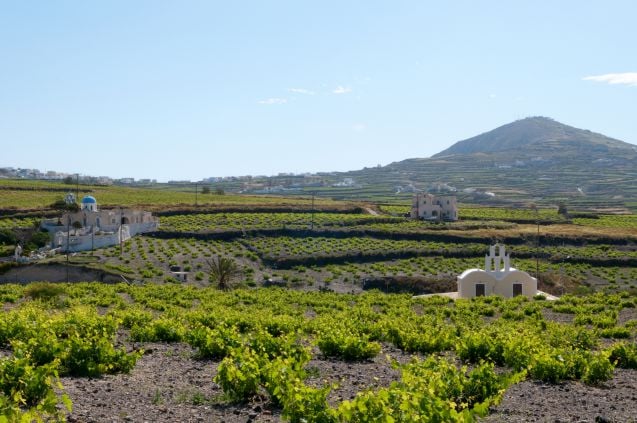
[247,117,636,210]
[334,117,637,209]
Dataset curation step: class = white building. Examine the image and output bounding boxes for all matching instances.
[42,196,159,252]
[410,193,458,221]
[457,244,537,299]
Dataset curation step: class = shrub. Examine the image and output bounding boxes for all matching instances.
[186,325,241,359]
[582,351,614,385]
[61,331,140,377]
[608,343,637,369]
[0,229,17,245]
[24,282,65,302]
[317,330,380,361]
[0,353,72,421]
[214,348,262,402]
[130,319,184,343]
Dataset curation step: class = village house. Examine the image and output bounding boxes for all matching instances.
[410,193,458,221]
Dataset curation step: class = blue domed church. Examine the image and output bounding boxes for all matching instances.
[81,195,98,212]
[42,195,159,252]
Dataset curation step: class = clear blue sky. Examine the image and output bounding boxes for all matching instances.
[1,1,635,181]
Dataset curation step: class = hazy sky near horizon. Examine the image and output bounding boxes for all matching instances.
[1,1,636,181]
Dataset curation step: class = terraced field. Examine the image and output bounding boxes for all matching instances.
[1,182,637,421]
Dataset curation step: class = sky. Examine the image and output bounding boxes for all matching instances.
[1,1,636,181]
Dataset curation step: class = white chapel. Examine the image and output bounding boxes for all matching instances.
[457,244,537,299]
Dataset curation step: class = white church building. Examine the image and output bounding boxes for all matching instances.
[42,195,159,252]
[457,244,537,299]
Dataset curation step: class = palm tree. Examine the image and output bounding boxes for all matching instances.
[206,256,241,290]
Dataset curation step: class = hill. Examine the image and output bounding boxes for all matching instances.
[433,116,636,157]
[329,117,637,210]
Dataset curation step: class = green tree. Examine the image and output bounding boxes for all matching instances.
[50,198,79,212]
[201,186,211,194]
[17,229,51,252]
[72,221,83,235]
[215,187,225,195]
[0,229,17,246]
[557,202,568,217]
[206,256,241,290]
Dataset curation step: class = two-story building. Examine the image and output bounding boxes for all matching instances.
[410,193,458,221]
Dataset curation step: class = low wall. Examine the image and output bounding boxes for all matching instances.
[0,263,121,284]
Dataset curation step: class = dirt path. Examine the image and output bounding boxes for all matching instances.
[364,207,380,216]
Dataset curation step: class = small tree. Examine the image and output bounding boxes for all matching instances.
[215,187,225,195]
[72,221,83,235]
[0,229,17,246]
[557,202,568,218]
[206,256,241,290]
[63,176,74,185]
[201,186,211,194]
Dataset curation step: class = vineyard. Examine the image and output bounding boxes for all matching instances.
[0,283,635,421]
[3,202,637,295]
[158,212,399,233]
[1,182,637,420]
[0,179,350,210]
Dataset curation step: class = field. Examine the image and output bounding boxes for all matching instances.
[0,179,353,210]
[0,283,635,421]
[0,181,637,420]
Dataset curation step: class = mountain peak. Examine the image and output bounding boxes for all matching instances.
[433,117,630,157]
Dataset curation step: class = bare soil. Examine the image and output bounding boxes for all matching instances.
[60,342,637,423]
[482,369,637,423]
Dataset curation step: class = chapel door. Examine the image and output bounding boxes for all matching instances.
[513,283,523,297]
[475,283,485,297]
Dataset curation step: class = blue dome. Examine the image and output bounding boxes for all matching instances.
[81,196,97,204]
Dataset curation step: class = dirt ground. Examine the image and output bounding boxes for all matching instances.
[60,342,637,423]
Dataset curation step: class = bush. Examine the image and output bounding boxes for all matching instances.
[186,325,241,359]
[27,230,51,250]
[608,343,637,369]
[214,348,263,402]
[528,350,569,383]
[582,351,614,385]
[456,331,503,365]
[0,353,71,421]
[61,331,140,377]
[0,355,58,406]
[317,330,381,361]
[0,229,17,245]
[24,282,65,302]
[130,319,185,343]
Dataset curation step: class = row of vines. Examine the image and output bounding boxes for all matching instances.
[0,283,635,420]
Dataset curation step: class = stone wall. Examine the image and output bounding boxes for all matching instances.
[0,264,121,284]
